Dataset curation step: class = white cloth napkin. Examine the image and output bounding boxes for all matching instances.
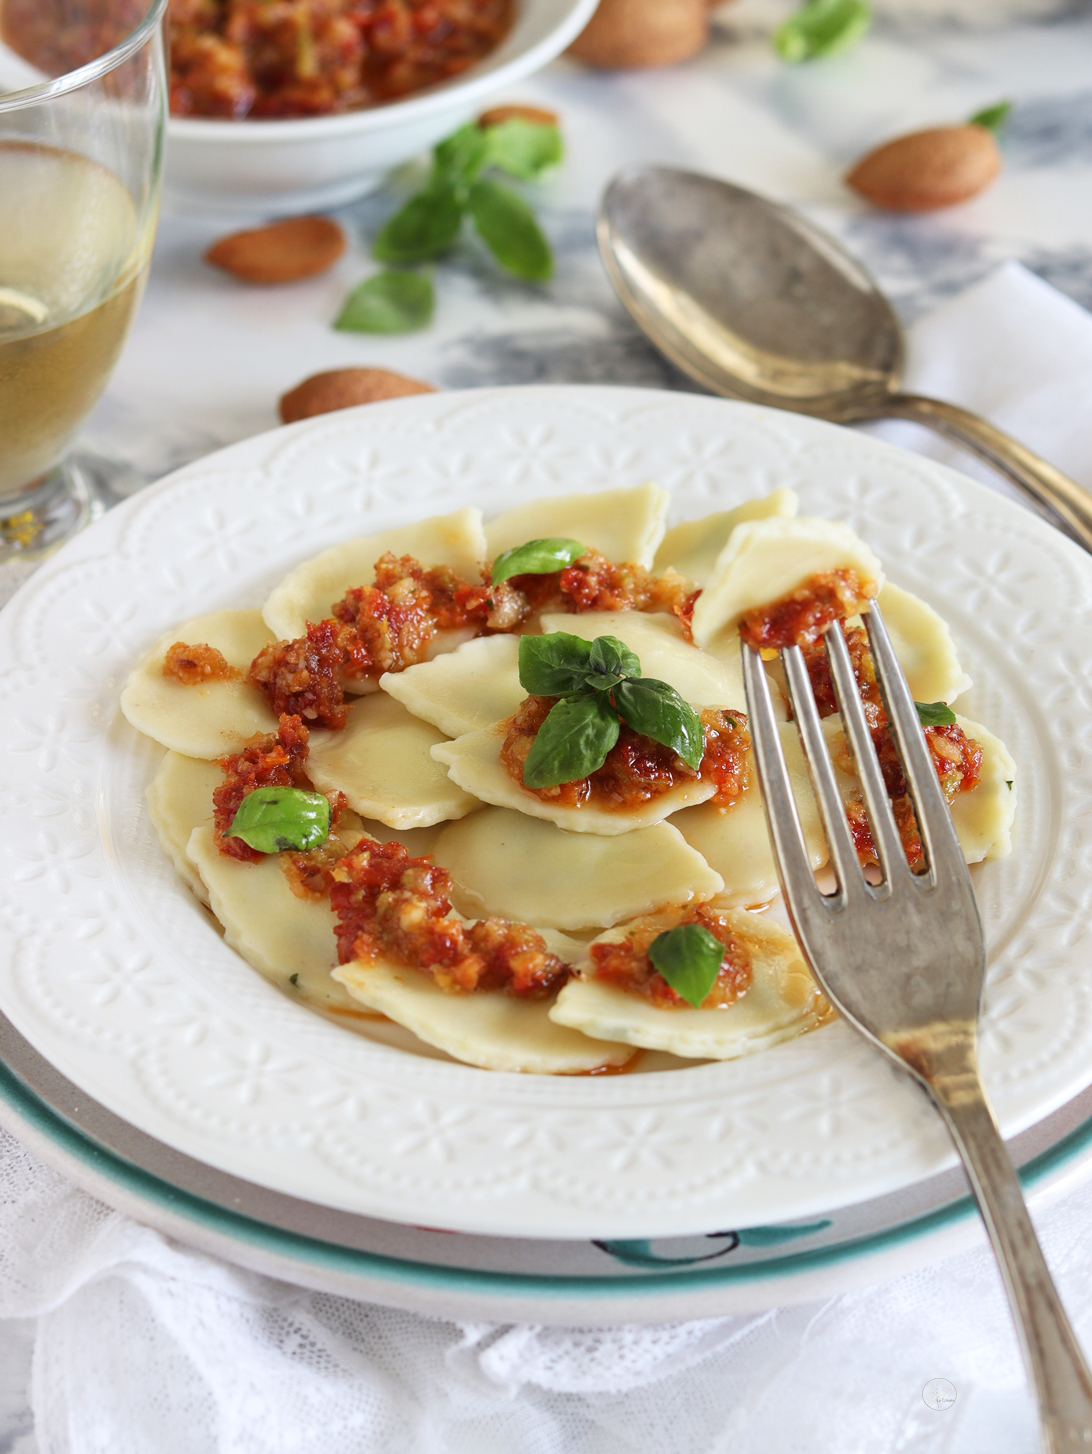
[4,261,1092,1454]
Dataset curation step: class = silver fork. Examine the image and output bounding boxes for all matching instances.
[741,603,1092,1453]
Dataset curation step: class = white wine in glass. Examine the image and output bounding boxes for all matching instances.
[0,0,166,560]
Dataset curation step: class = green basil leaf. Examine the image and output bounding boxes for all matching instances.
[612,678,704,771]
[774,0,871,62]
[518,632,594,697]
[226,787,331,854]
[468,179,553,282]
[372,183,464,264]
[492,537,586,585]
[916,701,958,727]
[648,924,725,1010]
[484,118,564,181]
[433,122,491,185]
[335,272,435,334]
[522,694,620,789]
[968,100,1012,134]
[588,635,641,684]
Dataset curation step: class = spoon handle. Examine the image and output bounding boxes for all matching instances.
[880,393,1092,554]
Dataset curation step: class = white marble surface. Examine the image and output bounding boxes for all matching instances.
[5,2,1092,1446]
[79,0,1092,485]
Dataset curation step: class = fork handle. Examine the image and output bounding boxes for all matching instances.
[879,393,1092,555]
[927,1064,1092,1451]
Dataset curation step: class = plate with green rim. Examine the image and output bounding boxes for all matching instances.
[2,1002,1092,1324]
[0,385,1090,1245]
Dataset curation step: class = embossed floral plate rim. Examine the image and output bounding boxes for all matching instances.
[1,385,1090,1241]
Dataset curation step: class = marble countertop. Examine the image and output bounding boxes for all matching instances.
[81,0,1092,488]
[4,1,1092,1447]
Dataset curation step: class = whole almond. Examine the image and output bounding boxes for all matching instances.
[478,104,558,128]
[206,217,346,285]
[279,368,436,424]
[845,126,1001,212]
[567,0,708,69]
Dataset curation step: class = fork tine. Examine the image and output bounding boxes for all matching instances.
[824,622,911,888]
[741,643,825,913]
[863,601,967,885]
[780,644,867,901]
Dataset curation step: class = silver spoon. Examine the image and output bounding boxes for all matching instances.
[598,165,1092,553]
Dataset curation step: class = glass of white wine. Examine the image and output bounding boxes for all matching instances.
[0,0,166,561]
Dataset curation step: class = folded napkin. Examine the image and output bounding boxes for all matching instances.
[4,262,1092,1454]
[868,260,1092,499]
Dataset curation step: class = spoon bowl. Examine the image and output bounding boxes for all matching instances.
[600,166,899,421]
[599,164,1092,550]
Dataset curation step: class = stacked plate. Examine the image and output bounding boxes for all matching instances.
[3,386,1090,1325]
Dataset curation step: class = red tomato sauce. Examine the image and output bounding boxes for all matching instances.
[589,904,753,1011]
[797,625,983,870]
[330,838,570,998]
[162,640,240,684]
[500,696,751,812]
[212,712,349,863]
[740,569,875,651]
[169,0,514,119]
[250,619,351,731]
[845,722,983,871]
[488,549,699,637]
[249,552,494,729]
[2,0,513,119]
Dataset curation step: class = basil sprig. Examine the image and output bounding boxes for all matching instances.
[517,632,704,789]
[648,924,725,1010]
[372,117,560,281]
[468,179,553,283]
[523,694,621,790]
[226,787,331,854]
[492,537,586,586]
[969,100,1012,134]
[774,0,871,62]
[335,271,434,334]
[916,701,957,727]
[613,678,705,768]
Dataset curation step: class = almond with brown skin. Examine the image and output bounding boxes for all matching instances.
[279,368,436,425]
[206,217,346,285]
[478,104,559,128]
[567,0,708,69]
[845,126,1001,212]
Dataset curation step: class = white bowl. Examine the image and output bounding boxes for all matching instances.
[163,0,598,219]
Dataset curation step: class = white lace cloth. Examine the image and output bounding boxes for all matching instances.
[4,263,1092,1453]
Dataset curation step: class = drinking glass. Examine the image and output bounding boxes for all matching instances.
[0,0,167,561]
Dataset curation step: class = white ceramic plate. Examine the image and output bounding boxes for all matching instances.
[1,386,1089,1241]
[3,1002,1092,1324]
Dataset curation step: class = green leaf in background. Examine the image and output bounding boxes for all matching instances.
[492,537,586,585]
[522,693,621,789]
[586,635,641,690]
[916,701,958,727]
[968,100,1012,134]
[518,631,596,697]
[372,182,464,264]
[648,923,726,1009]
[335,272,435,334]
[485,118,564,181]
[612,678,704,771]
[774,0,872,62]
[433,122,491,187]
[227,787,331,854]
[468,179,554,282]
